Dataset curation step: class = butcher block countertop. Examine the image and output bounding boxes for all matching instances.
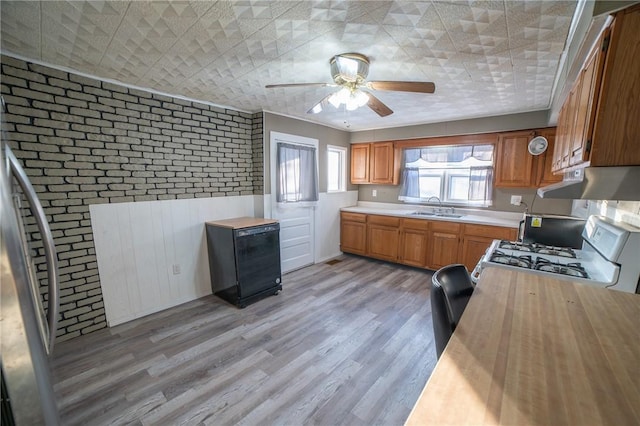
[205,217,278,229]
[406,267,640,425]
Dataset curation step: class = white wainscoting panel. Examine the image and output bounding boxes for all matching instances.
[90,196,255,326]
[315,190,358,263]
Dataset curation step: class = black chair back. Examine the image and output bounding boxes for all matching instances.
[430,264,474,358]
[430,279,453,359]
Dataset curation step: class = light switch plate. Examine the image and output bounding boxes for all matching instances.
[372,189,377,197]
[510,195,522,205]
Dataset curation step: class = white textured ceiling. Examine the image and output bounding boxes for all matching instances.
[1,1,577,131]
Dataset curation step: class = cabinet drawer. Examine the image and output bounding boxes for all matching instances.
[464,224,515,240]
[430,221,461,233]
[401,218,430,231]
[368,215,400,227]
[341,212,367,223]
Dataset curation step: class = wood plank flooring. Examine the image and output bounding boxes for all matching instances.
[51,255,437,425]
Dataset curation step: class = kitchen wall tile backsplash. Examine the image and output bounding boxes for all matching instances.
[1,54,264,340]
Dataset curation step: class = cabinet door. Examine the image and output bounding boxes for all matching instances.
[495,131,535,187]
[340,212,367,255]
[350,144,370,184]
[367,224,399,261]
[400,228,428,268]
[535,129,563,186]
[590,9,640,166]
[461,235,494,271]
[340,221,367,255]
[561,88,577,169]
[428,231,460,270]
[552,106,567,173]
[570,47,600,167]
[370,142,397,184]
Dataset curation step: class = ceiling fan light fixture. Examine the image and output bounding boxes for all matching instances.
[328,87,349,108]
[328,88,370,111]
[353,90,369,107]
[330,53,369,85]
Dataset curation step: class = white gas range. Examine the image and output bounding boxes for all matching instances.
[472,215,640,293]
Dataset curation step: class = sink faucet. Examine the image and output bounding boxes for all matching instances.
[426,196,442,207]
[425,196,454,214]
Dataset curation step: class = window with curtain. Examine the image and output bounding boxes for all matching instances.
[398,144,494,206]
[276,142,319,203]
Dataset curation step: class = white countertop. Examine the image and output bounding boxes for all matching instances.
[341,201,523,228]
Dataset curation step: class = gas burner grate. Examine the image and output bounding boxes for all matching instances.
[490,251,533,268]
[499,241,535,252]
[498,240,577,258]
[534,245,577,258]
[534,258,589,279]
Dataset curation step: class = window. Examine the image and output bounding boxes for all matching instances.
[398,144,494,206]
[276,142,319,203]
[327,145,347,192]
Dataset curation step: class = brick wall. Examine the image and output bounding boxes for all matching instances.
[1,55,262,341]
[252,112,264,195]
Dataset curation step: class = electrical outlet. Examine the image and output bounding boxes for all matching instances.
[510,195,522,205]
[172,264,181,275]
[372,189,377,197]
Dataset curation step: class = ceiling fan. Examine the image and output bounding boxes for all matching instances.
[265,53,435,117]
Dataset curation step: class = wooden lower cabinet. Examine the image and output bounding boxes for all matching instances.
[460,235,495,272]
[367,215,400,262]
[340,212,367,255]
[428,222,461,270]
[460,224,518,271]
[340,212,517,271]
[399,218,429,268]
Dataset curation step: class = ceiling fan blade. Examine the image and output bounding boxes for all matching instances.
[367,93,393,117]
[266,83,336,89]
[306,93,333,114]
[367,81,435,94]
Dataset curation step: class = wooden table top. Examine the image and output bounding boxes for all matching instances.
[406,266,640,425]
[205,217,278,229]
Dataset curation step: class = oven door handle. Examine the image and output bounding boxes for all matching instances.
[7,146,60,353]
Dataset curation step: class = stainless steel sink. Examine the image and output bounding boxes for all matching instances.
[409,211,463,218]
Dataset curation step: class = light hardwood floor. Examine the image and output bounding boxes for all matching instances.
[51,255,437,425]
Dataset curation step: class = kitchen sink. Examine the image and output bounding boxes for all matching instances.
[409,211,463,218]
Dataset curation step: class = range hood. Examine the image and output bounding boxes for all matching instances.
[537,166,640,200]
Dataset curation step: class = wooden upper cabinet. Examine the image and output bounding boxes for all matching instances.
[590,5,640,166]
[370,142,398,184]
[495,131,536,187]
[536,129,563,186]
[569,43,603,167]
[350,142,399,185]
[496,128,561,188]
[350,144,370,184]
[554,4,640,172]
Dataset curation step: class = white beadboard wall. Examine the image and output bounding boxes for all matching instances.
[315,190,358,262]
[90,195,256,326]
[91,191,357,326]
